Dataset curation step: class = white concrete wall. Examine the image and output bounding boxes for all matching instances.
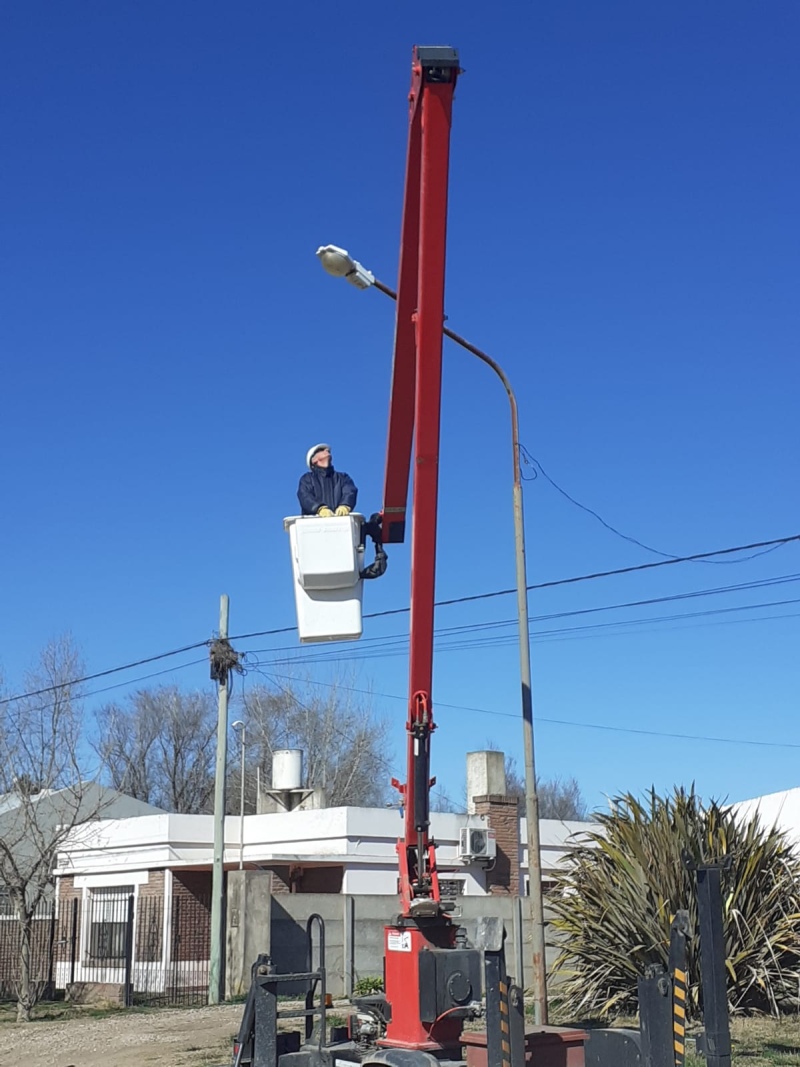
[56,805,594,895]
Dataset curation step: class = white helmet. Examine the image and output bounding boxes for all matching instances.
[306,443,331,469]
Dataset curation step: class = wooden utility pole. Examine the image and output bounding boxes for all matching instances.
[208,594,230,1005]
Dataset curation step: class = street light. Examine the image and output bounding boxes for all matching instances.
[316,245,549,1024]
[316,245,376,290]
[232,720,246,871]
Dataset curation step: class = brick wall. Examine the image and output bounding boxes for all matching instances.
[262,864,343,894]
[56,875,82,969]
[139,870,165,898]
[474,794,520,896]
[135,873,165,963]
[172,871,211,962]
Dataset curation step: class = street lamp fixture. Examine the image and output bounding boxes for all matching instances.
[315,244,376,290]
[232,720,246,871]
[316,243,549,1024]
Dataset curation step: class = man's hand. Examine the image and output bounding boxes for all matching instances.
[335,506,351,516]
[318,506,334,517]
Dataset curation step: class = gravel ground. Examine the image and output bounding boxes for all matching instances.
[0,1003,243,1067]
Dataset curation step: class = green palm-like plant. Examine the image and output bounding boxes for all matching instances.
[550,786,800,1019]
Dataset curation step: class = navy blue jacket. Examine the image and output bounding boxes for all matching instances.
[297,466,358,516]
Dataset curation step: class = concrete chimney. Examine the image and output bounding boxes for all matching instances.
[466,750,507,814]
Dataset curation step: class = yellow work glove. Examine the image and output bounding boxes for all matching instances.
[335,506,351,516]
[318,506,334,517]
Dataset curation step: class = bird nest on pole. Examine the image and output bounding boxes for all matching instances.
[208,638,242,683]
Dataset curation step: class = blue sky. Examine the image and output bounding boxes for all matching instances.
[2,2,798,813]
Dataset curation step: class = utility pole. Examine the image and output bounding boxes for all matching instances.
[208,594,238,1005]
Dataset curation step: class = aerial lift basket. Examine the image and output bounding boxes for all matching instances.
[284,514,365,643]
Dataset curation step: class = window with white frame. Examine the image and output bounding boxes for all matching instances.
[523,875,558,897]
[87,887,133,961]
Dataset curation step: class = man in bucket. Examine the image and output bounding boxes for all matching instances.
[297,444,358,517]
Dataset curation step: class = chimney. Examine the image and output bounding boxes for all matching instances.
[467,751,519,896]
[466,751,507,814]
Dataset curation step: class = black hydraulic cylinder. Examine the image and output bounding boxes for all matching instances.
[413,729,431,833]
[695,864,732,1067]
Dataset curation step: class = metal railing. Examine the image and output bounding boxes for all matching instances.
[0,889,211,1008]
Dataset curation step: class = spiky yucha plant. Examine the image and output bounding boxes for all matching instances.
[550,786,800,1019]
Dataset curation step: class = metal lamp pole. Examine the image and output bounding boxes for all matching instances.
[316,246,548,1023]
[232,721,246,870]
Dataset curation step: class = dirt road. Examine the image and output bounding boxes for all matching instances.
[0,1003,242,1067]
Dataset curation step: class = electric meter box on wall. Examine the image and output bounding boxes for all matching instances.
[284,514,365,643]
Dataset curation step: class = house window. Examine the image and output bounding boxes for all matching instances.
[439,879,466,899]
[88,887,133,961]
[523,876,558,897]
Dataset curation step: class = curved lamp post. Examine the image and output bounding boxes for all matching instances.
[316,244,548,1024]
[232,720,246,871]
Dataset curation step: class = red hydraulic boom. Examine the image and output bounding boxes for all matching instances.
[377,45,473,1054]
[381,44,459,919]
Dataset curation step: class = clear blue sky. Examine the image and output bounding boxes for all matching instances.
[2,2,798,813]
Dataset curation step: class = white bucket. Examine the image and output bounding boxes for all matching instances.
[284,514,364,643]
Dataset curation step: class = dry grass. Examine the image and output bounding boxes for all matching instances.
[722,1016,800,1067]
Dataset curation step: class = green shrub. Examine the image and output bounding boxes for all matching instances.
[550,786,800,1019]
[353,976,384,996]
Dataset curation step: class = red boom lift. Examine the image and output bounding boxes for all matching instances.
[230,45,526,1067]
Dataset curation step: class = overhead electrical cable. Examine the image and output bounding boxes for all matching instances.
[1,533,797,709]
[263,671,800,752]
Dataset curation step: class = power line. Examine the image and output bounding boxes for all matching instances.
[228,533,800,639]
[413,534,800,615]
[518,447,790,566]
[0,640,210,708]
[4,658,211,720]
[251,598,800,667]
[241,664,401,778]
[263,671,800,752]
[2,532,797,710]
[235,572,800,659]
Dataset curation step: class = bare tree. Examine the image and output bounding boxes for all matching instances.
[502,754,589,820]
[0,635,104,1022]
[243,676,390,807]
[430,783,462,814]
[96,685,217,813]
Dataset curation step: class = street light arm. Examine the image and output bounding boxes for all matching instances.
[370,280,522,489]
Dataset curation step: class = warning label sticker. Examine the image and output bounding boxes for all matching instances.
[386,931,412,952]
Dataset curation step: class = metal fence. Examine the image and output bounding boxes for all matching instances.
[0,908,57,1002]
[0,891,211,1007]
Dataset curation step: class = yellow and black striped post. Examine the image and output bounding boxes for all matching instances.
[498,979,512,1067]
[669,910,691,1067]
[673,964,687,1067]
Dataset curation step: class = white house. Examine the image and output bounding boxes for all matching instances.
[733,787,800,846]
